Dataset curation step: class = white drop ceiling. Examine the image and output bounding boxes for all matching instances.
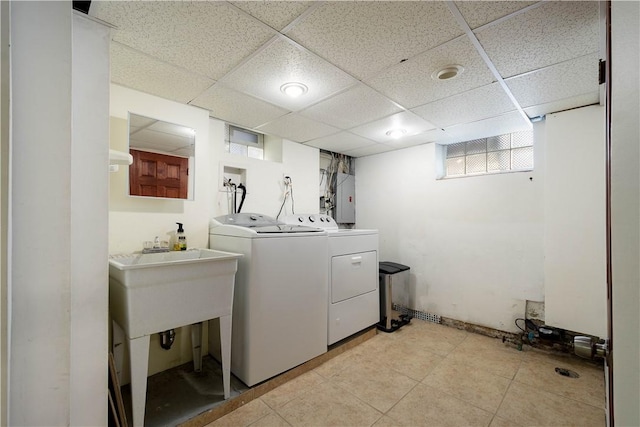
[90,1,602,157]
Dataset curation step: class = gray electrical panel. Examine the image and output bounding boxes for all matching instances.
[336,173,355,223]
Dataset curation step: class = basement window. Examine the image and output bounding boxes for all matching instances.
[441,130,533,178]
[226,124,264,160]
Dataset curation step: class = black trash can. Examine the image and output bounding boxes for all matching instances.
[378,261,412,333]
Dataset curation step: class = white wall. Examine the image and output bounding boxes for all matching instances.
[10,4,110,425]
[70,13,111,425]
[109,86,320,378]
[357,107,608,337]
[543,106,606,338]
[356,126,545,333]
[211,120,320,218]
[109,84,212,254]
[610,1,640,425]
[0,1,8,424]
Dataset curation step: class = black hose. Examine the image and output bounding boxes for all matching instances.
[231,183,237,214]
[237,183,247,213]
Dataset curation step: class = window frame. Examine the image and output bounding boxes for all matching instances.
[441,130,534,179]
[226,124,265,160]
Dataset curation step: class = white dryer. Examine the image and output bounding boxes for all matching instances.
[284,214,379,345]
[209,213,328,387]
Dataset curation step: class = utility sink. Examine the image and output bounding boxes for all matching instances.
[109,248,242,426]
[109,249,241,338]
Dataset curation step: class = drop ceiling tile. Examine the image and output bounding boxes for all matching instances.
[384,128,447,150]
[412,83,515,128]
[221,38,357,111]
[454,1,538,30]
[343,143,395,158]
[365,36,495,109]
[229,1,312,31]
[90,1,276,80]
[305,132,377,154]
[110,43,215,104]
[523,92,600,119]
[349,111,437,143]
[257,113,340,143]
[288,2,463,80]
[190,83,289,129]
[299,84,403,130]
[475,1,600,78]
[441,111,531,144]
[506,53,600,108]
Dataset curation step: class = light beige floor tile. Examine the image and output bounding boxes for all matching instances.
[489,415,522,427]
[523,347,604,372]
[514,359,605,408]
[275,381,383,427]
[205,399,274,427]
[447,340,523,379]
[372,415,403,427]
[382,338,444,381]
[458,332,525,354]
[314,348,361,379]
[423,358,511,412]
[408,320,469,340]
[261,371,326,409]
[347,333,395,360]
[382,321,468,357]
[496,381,605,426]
[315,333,410,380]
[249,412,292,427]
[386,383,493,427]
[331,361,418,413]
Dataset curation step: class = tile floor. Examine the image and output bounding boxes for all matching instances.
[201,320,606,427]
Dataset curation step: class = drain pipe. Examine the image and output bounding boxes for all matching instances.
[159,329,176,350]
[574,336,607,360]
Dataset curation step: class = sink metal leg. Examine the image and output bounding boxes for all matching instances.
[219,315,232,399]
[129,335,150,427]
[191,322,203,372]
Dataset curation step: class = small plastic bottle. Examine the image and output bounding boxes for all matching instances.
[175,222,187,251]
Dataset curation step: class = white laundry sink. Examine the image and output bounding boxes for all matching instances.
[108,248,242,427]
[109,248,241,338]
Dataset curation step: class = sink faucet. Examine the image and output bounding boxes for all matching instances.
[142,236,170,254]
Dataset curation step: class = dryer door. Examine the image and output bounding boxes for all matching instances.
[331,250,377,303]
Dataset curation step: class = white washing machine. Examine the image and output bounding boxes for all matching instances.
[208,213,328,387]
[284,214,379,345]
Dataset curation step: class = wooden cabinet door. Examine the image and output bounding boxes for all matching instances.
[129,149,189,199]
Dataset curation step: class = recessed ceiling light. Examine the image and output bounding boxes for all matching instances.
[431,65,464,81]
[386,129,407,139]
[280,82,308,98]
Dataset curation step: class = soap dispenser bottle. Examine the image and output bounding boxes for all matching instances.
[175,222,187,251]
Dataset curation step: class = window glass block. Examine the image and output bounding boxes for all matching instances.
[465,153,486,174]
[446,157,465,176]
[446,142,465,158]
[487,150,510,171]
[247,146,264,160]
[487,134,510,151]
[229,142,248,156]
[466,139,487,155]
[511,146,534,169]
[511,130,533,148]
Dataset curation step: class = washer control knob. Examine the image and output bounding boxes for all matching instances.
[309,216,315,222]
[249,215,258,221]
[298,217,304,222]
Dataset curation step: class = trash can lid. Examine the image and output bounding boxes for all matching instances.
[379,261,410,274]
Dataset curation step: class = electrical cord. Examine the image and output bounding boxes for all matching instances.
[515,318,539,332]
[276,177,292,219]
